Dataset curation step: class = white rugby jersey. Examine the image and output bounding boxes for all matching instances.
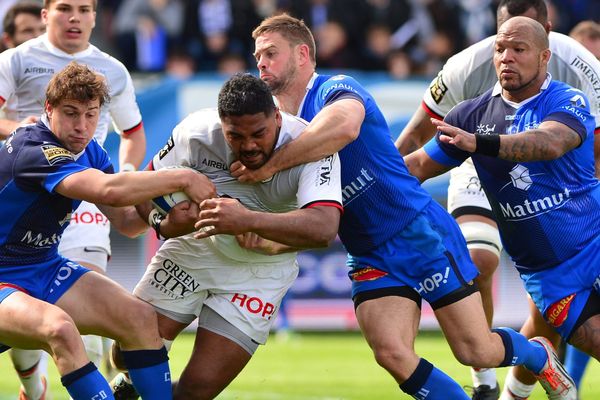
[0,34,143,145]
[423,31,600,132]
[151,109,343,265]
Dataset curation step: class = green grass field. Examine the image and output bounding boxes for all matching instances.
[0,331,597,399]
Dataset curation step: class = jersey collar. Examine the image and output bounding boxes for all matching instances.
[493,72,552,107]
[42,33,94,58]
[296,72,318,118]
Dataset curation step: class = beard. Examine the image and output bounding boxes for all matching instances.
[267,59,298,95]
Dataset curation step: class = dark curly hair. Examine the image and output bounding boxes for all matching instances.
[217,73,275,119]
[45,62,109,108]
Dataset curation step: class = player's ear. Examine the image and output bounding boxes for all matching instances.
[44,101,53,117]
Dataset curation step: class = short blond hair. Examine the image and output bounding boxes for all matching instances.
[252,13,316,65]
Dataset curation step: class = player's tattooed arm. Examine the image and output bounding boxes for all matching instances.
[498,120,582,162]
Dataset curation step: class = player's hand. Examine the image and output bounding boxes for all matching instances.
[230,161,273,183]
[160,200,200,238]
[20,115,39,126]
[193,197,253,238]
[182,171,217,204]
[235,232,280,255]
[432,118,477,153]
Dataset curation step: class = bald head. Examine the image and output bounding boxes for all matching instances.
[498,16,549,51]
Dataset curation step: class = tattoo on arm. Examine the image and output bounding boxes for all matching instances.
[498,128,580,162]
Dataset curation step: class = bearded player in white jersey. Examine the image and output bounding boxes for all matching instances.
[0,1,147,399]
[110,73,343,400]
[396,1,600,399]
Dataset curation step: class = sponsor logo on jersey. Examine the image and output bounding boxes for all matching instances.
[498,165,572,221]
[476,123,496,134]
[58,213,72,226]
[342,168,375,205]
[429,72,448,104]
[569,56,600,103]
[546,294,575,327]
[201,158,227,170]
[322,77,359,100]
[151,258,200,297]
[349,266,388,282]
[24,67,54,74]
[414,267,450,295]
[70,211,109,225]
[231,293,276,319]
[41,145,73,165]
[49,261,81,294]
[20,230,61,248]
[158,136,175,159]
[317,154,334,186]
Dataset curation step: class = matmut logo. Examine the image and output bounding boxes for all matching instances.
[499,165,571,221]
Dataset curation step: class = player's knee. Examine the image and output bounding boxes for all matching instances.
[469,248,499,280]
[371,342,414,373]
[118,298,159,338]
[174,377,219,400]
[45,314,82,355]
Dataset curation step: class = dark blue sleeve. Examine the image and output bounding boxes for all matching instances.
[318,75,367,109]
[543,88,595,145]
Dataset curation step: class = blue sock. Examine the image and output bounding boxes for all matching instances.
[399,358,469,400]
[60,362,114,400]
[493,327,546,374]
[122,346,172,400]
[564,343,591,388]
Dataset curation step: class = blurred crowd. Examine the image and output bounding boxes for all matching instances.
[1,0,599,80]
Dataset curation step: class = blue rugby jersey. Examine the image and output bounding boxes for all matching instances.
[0,121,113,265]
[424,78,600,272]
[299,74,432,255]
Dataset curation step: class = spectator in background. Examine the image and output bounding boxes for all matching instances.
[284,0,365,69]
[570,20,600,59]
[1,1,44,51]
[182,0,260,71]
[113,0,184,72]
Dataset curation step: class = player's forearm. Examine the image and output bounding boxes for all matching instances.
[99,205,148,237]
[0,119,21,139]
[263,100,362,176]
[248,207,340,249]
[119,128,146,170]
[498,126,580,162]
[395,107,437,156]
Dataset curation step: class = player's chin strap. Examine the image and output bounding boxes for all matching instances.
[147,209,165,240]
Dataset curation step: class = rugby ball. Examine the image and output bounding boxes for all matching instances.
[151,191,190,216]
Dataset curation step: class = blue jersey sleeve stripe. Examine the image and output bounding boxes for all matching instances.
[323,91,364,107]
[423,138,463,167]
[543,111,590,144]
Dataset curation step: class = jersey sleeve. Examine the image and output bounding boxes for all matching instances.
[317,75,367,109]
[107,66,143,135]
[296,153,343,211]
[0,49,17,105]
[149,119,193,170]
[423,106,471,167]
[543,87,595,143]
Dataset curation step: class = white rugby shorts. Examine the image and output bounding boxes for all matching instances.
[134,245,299,345]
[58,201,111,257]
[447,158,492,214]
